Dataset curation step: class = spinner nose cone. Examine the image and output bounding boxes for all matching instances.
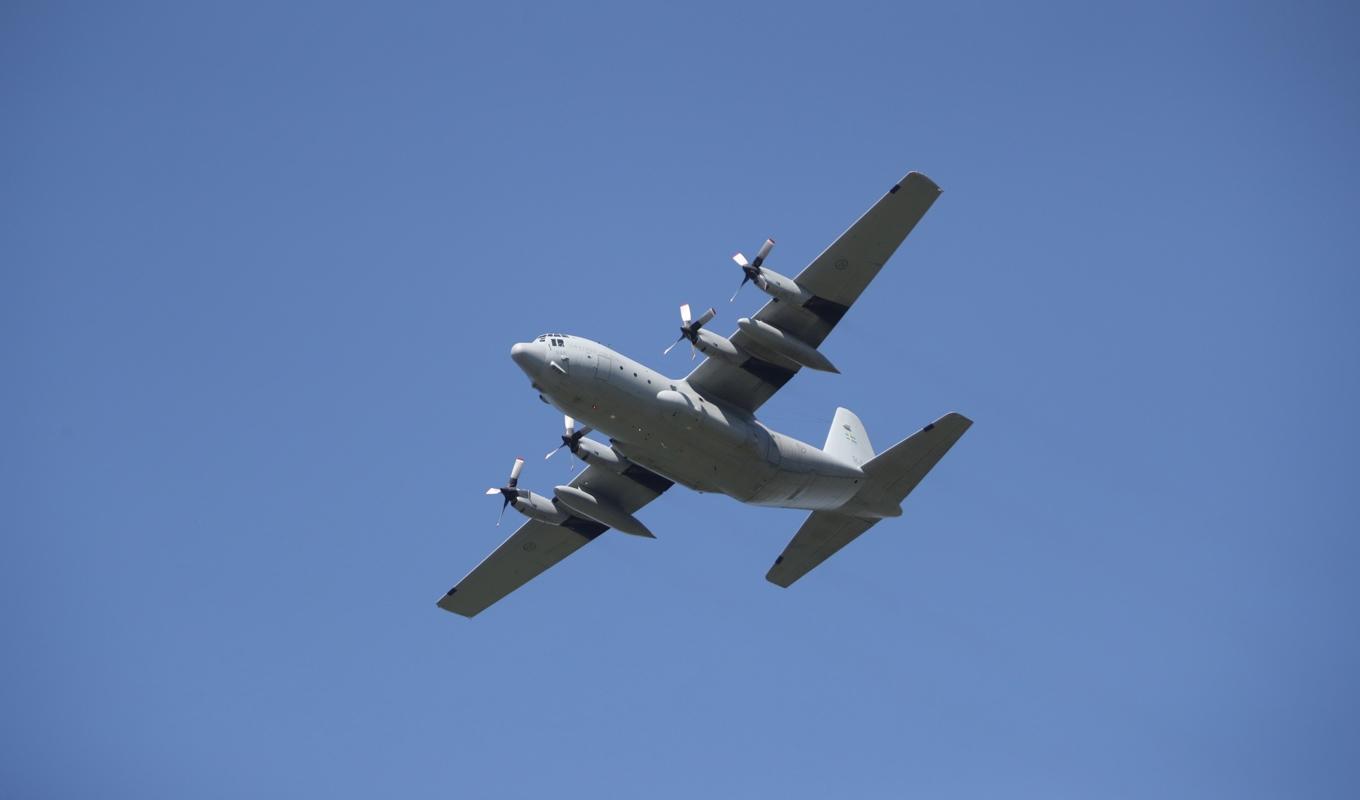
[510,341,542,375]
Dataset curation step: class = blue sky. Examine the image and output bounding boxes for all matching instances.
[4,1,1358,797]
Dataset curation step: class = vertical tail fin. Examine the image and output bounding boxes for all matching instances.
[823,407,875,467]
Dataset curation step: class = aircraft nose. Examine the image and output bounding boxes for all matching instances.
[510,341,541,374]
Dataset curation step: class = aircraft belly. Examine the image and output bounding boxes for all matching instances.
[545,379,870,511]
[541,368,749,496]
[540,373,862,510]
[747,472,861,510]
[609,410,772,498]
[538,348,870,505]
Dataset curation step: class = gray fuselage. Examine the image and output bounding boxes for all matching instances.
[512,333,875,514]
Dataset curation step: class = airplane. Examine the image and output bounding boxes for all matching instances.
[438,170,971,617]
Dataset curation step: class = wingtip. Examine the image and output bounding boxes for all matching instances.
[437,587,483,617]
[765,555,796,588]
[436,596,479,618]
[898,171,942,195]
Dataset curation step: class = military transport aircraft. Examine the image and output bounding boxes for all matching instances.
[438,171,970,617]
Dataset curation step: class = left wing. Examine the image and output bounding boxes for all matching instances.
[437,462,673,617]
[685,171,941,413]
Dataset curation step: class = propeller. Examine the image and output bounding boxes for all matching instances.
[730,238,775,301]
[484,456,525,526]
[545,415,594,468]
[663,303,717,359]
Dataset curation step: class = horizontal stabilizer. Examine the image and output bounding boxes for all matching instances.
[766,511,879,588]
[767,411,971,588]
[857,412,972,514]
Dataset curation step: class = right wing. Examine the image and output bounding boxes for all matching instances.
[437,462,673,617]
[685,172,942,414]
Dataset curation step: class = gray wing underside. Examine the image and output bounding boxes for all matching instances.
[436,519,594,618]
[437,463,672,617]
[685,171,942,413]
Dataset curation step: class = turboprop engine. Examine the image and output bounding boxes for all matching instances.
[544,415,630,473]
[484,457,567,526]
[729,238,814,306]
[662,304,744,364]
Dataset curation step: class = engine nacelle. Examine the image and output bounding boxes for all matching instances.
[754,267,813,305]
[737,317,840,373]
[510,490,569,525]
[554,485,654,537]
[574,437,631,473]
[694,328,745,364]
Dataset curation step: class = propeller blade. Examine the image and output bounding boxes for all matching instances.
[732,252,750,268]
[508,457,524,487]
[496,494,510,526]
[545,444,562,460]
[578,425,593,437]
[694,307,716,328]
[753,238,774,267]
[680,303,692,326]
[485,487,500,495]
[663,335,684,356]
[563,416,575,437]
[730,273,750,303]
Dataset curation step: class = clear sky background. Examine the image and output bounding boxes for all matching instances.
[4,2,1358,797]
